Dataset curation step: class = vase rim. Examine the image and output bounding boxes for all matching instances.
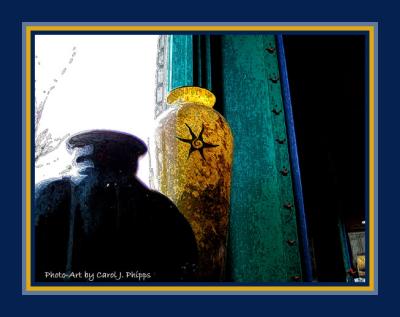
[66,129,147,156]
[167,86,216,108]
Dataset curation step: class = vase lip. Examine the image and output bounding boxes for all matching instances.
[167,86,216,108]
[66,129,147,156]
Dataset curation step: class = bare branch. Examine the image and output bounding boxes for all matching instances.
[35,46,77,164]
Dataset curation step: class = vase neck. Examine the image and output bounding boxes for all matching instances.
[167,86,216,108]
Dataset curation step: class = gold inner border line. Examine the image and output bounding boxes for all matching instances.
[27,286,374,292]
[24,24,376,292]
[26,25,374,32]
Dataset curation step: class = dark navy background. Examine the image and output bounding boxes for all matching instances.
[0,0,396,315]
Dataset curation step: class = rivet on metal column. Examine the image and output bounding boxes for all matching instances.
[269,74,280,83]
[276,137,286,144]
[272,108,282,115]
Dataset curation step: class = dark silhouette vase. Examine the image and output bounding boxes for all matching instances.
[35,130,198,282]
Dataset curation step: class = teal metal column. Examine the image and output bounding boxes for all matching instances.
[338,217,353,282]
[166,34,303,282]
[167,35,213,92]
[222,35,303,282]
[167,35,194,91]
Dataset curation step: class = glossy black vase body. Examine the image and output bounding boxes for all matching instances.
[35,130,197,282]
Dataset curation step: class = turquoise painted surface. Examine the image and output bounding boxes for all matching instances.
[338,218,352,281]
[167,35,194,91]
[167,35,213,92]
[221,35,302,282]
[166,34,303,282]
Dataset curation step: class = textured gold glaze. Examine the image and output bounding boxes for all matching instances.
[152,87,233,281]
[167,86,217,108]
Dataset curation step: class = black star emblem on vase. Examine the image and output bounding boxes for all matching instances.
[176,123,219,160]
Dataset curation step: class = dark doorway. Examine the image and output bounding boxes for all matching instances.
[283,35,366,281]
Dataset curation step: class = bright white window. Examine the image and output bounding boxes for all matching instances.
[34,35,158,186]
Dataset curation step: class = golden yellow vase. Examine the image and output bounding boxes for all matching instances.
[152,86,233,281]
